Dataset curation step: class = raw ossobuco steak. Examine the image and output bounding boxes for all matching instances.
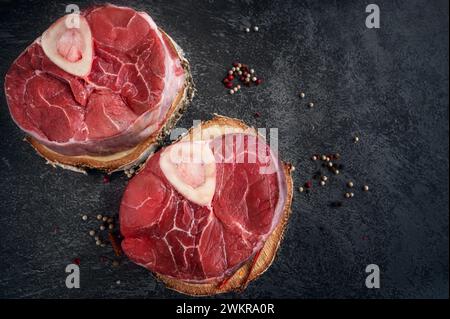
[120,116,294,295]
[4,4,193,172]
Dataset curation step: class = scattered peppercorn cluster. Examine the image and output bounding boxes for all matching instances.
[124,167,136,178]
[298,91,316,109]
[223,62,262,94]
[81,213,122,256]
[86,214,116,246]
[244,25,259,33]
[298,152,370,206]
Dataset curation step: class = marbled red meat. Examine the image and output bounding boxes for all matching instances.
[120,133,288,283]
[4,4,185,156]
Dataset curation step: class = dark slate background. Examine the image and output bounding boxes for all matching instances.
[0,0,448,299]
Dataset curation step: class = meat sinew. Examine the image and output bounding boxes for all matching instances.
[120,116,290,285]
[4,4,192,170]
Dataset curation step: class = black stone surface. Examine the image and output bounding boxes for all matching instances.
[0,0,448,299]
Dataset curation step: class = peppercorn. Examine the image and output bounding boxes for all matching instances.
[72,258,80,265]
[347,181,354,188]
[363,185,369,192]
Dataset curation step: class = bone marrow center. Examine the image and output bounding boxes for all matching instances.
[175,162,206,189]
[56,28,84,62]
[160,141,216,206]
